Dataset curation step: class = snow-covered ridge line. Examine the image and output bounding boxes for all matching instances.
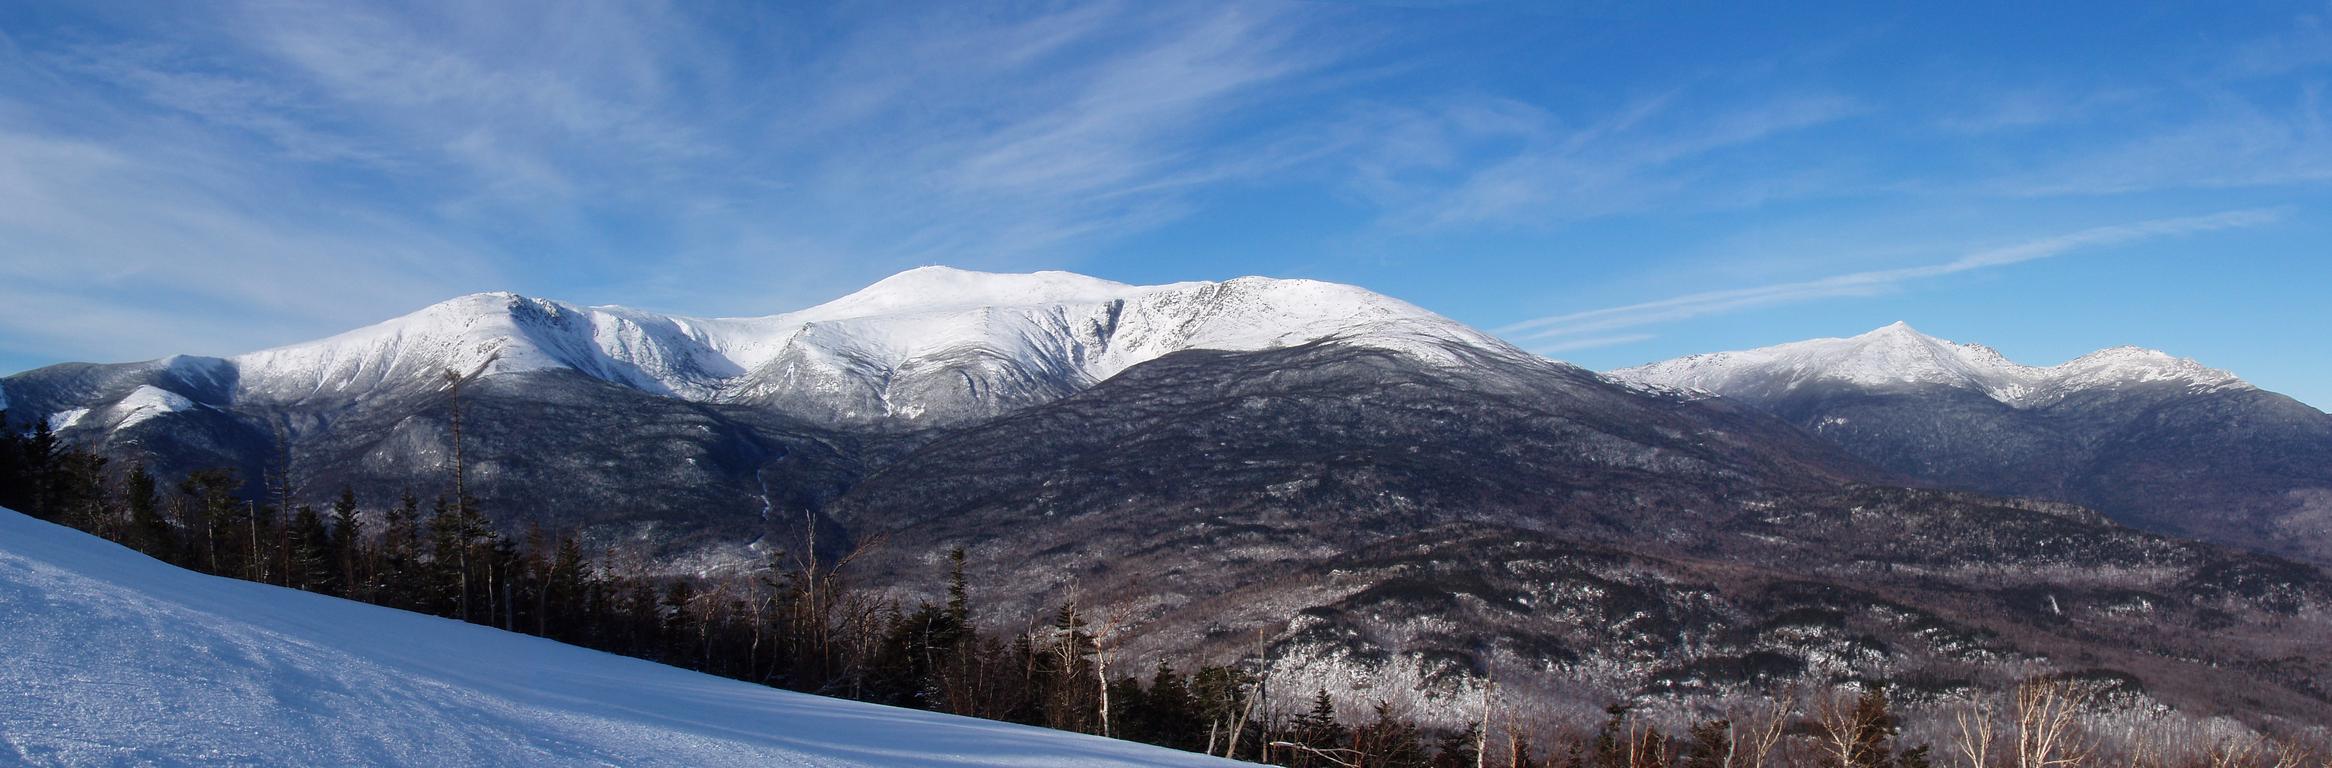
[66,266,1517,429]
[1609,321,2251,409]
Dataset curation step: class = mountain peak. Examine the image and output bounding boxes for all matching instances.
[1861,320,1922,337]
[20,268,1514,428]
[1612,327,2253,408]
[798,267,1141,322]
[2052,345,2246,393]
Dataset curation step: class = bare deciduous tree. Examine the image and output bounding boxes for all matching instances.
[2011,678,2095,768]
[1951,693,1999,768]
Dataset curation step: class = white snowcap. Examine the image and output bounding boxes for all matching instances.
[1611,322,2250,408]
[200,267,1517,421]
[792,266,1148,321]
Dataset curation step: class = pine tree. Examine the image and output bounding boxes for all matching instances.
[288,505,332,592]
[1296,689,1348,755]
[0,410,23,511]
[662,580,699,666]
[426,495,462,617]
[543,532,588,641]
[23,418,60,519]
[945,546,971,639]
[379,490,423,609]
[329,486,363,599]
[1853,686,1895,767]
[1139,661,1203,751]
[185,469,241,576]
[56,452,112,536]
[1431,723,1481,768]
[1584,704,1636,768]
[124,464,174,562]
[1682,719,1732,768]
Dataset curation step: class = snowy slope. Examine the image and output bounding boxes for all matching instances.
[1609,321,2250,408]
[97,266,1515,427]
[0,507,1237,767]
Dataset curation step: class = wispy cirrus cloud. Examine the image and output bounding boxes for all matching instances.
[1496,208,2285,349]
[1982,99,2332,197]
[2,1,2327,410]
[0,1,1352,365]
[1332,89,1863,229]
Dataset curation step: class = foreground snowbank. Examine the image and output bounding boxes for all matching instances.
[0,509,1237,767]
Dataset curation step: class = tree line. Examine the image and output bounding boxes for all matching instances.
[2,411,2325,767]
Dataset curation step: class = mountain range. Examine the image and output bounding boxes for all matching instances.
[1613,322,2332,565]
[6,268,2331,729]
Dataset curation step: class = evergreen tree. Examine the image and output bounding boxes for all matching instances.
[1820,686,1905,768]
[1581,704,1638,768]
[1137,661,1203,751]
[329,486,363,598]
[124,464,174,562]
[662,580,699,666]
[945,546,970,631]
[185,469,241,576]
[378,490,423,609]
[23,418,60,519]
[1431,723,1481,768]
[55,452,112,535]
[1295,689,1348,757]
[1682,719,1732,768]
[426,495,462,617]
[1354,700,1431,768]
[0,410,23,511]
[288,505,333,592]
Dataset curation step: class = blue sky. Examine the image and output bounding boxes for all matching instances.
[1,2,2327,408]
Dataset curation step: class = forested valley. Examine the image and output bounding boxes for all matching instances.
[3,412,2325,768]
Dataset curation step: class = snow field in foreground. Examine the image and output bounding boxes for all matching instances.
[0,508,1238,767]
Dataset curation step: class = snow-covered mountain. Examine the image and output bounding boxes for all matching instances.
[195,266,1513,428]
[0,506,1236,767]
[0,266,1532,559]
[1609,321,2251,408]
[1611,322,2332,565]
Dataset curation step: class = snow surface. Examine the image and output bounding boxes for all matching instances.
[44,408,88,432]
[1609,321,2251,408]
[191,267,1518,421]
[106,385,198,429]
[0,507,1240,767]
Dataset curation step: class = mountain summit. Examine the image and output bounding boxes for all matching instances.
[1610,321,2250,408]
[1614,323,2331,565]
[12,268,1515,431]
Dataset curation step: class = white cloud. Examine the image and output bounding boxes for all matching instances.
[1334,89,1863,229]
[1497,208,2285,343]
[0,1,1350,367]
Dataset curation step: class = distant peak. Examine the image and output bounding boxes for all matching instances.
[1612,324,2254,408]
[407,290,531,316]
[1857,321,1927,340]
[2057,346,2245,387]
[2071,345,2170,361]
